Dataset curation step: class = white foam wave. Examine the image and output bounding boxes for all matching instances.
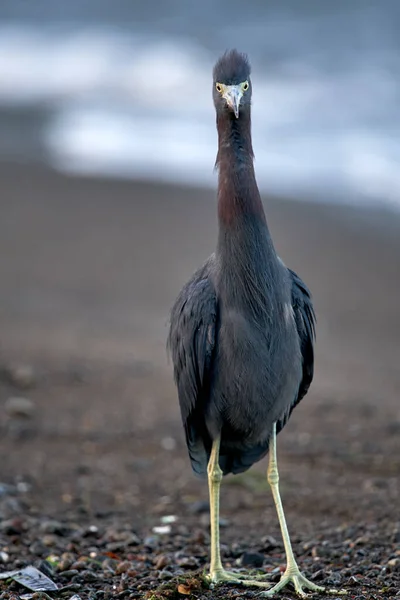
[1,24,400,208]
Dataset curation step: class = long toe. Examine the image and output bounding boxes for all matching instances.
[208,569,272,588]
[222,570,270,581]
[258,569,325,598]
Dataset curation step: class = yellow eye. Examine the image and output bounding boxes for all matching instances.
[216,82,223,93]
[242,81,249,91]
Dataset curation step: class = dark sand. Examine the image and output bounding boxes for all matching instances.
[0,164,399,598]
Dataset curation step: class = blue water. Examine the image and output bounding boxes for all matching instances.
[0,1,400,207]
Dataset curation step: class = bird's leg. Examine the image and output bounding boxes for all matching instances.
[259,423,325,598]
[206,437,271,587]
[207,436,227,580]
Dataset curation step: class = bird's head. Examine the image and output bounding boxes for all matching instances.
[213,50,252,119]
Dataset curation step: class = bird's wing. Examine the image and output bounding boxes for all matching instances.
[167,264,217,474]
[277,267,316,434]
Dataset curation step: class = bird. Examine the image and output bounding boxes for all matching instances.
[168,50,324,597]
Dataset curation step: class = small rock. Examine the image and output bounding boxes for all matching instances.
[240,551,265,568]
[5,397,36,419]
[0,483,16,497]
[158,568,173,580]
[152,525,171,535]
[58,569,79,579]
[16,481,31,493]
[190,529,207,544]
[102,558,117,573]
[392,530,400,544]
[144,536,159,549]
[71,560,90,571]
[42,534,57,547]
[4,364,36,389]
[29,540,48,556]
[261,535,280,550]
[0,551,9,563]
[0,518,23,535]
[388,558,400,571]
[161,515,177,524]
[81,570,98,582]
[326,573,342,586]
[160,437,176,451]
[104,533,140,552]
[154,555,169,570]
[83,525,99,536]
[115,561,132,575]
[58,553,75,571]
[40,520,68,535]
[175,555,199,568]
[188,500,209,514]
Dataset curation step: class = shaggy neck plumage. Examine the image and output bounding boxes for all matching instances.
[215,109,281,319]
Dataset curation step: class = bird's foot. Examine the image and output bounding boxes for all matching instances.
[208,568,272,588]
[258,566,324,598]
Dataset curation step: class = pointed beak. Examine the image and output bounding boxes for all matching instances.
[223,85,243,118]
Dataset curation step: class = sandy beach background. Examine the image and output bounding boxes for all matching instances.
[0,162,399,596]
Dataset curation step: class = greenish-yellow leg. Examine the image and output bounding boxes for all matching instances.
[207,437,272,588]
[259,423,325,598]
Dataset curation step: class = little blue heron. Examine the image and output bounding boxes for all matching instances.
[168,50,325,597]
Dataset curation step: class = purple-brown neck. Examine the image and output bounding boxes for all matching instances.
[215,108,280,319]
[216,109,266,228]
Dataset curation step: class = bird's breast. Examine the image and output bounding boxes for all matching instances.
[207,305,301,442]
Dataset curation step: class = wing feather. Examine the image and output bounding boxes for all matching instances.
[167,265,217,474]
[277,268,316,434]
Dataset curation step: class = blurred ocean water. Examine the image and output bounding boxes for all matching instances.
[0,1,400,207]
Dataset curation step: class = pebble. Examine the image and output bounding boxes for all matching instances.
[388,558,400,571]
[16,481,31,493]
[158,568,174,580]
[58,569,79,579]
[240,551,265,568]
[0,518,23,534]
[152,525,171,535]
[174,551,200,568]
[261,535,280,550]
[190,529,207,544]
[83,525,99,536]
[143,536,159,549]
[42,534,58,547]
[115,561,132,575]
[71,560,90,571]
[154,555,169,570]
[0,483,16,497]
[160,437,176,451]
[4,364,36,389]
[5,397,36,419]
[80,570,98,582]
[39,520,68,535]
[29,540,47,556]
[326,573,342,586]
[105,534,140,552]
[188,500,209,514]
[160,515,177,524]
